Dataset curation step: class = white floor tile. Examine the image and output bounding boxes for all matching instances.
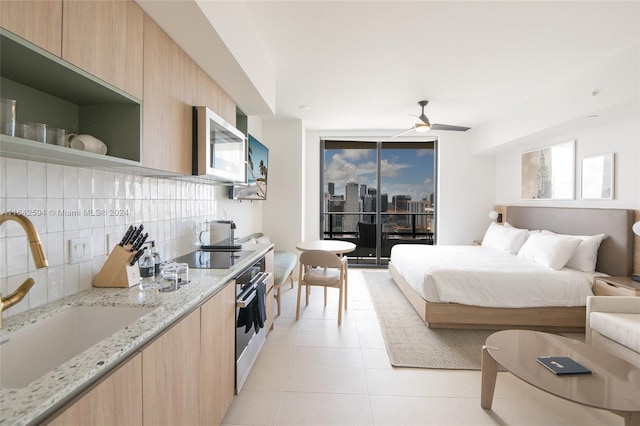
[361,347,393,369]
[365,368,481,398]
[228,268,618,426]
[277,392,372,425]
[242,362,290,392]
[296,329,361,348]
[287,366,368,394]
[255,344,297,368]
[222,390,283,426]
[292,346,364,369]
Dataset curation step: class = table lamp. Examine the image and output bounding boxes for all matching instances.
[633,221,640,282]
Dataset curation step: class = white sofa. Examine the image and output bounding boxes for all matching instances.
[586,296,640,368]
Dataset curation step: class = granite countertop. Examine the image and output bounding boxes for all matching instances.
[0,244,272,426]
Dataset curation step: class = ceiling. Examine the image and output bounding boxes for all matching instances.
[139,1,640,134]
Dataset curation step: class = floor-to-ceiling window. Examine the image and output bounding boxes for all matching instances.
[321,139,437,266]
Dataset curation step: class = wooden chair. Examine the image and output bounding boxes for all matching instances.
[296,250,348,325]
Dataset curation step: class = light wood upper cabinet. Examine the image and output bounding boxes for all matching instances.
[0,0,62,56]
[142,15,226,175]
[142,15,192,174]
[200,282,236,425]
[217,89,237,127]
[62,0,143,100]
[142,308,201,426]
[47,353,142,426]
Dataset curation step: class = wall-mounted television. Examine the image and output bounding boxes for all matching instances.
[231,134,269,200]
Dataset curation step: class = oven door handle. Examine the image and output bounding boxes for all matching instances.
[235,272,272,308]
[236,284,257,308]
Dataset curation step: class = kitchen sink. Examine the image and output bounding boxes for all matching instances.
[0,305,155,389]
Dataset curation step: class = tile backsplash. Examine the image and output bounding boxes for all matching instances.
[0,157,219,318]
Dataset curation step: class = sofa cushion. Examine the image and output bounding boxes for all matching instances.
[590,312,640,353]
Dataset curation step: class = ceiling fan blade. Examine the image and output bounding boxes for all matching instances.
[409,113,430,125]
[418,114,430,125]
[430,123,471,132]
[390,127,416,139]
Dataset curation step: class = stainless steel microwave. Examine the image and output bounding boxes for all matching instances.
[193,106,246,182]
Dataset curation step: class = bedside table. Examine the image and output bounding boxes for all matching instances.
[593,276,640,296]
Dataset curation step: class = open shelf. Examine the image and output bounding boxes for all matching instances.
[1,29,144,168]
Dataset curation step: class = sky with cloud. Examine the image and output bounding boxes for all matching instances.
[324,146,435,201]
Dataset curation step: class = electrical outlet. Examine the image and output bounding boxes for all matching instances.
[69,238,92,264]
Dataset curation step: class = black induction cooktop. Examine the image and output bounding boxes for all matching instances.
[174,250,254,269]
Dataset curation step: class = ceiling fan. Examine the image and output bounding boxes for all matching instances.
[390,100,471,139]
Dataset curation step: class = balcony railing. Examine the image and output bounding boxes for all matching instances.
[322,212,434,262]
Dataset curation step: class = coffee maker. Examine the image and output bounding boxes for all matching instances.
[201,220,240,250]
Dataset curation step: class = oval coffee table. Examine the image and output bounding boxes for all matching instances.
[481,330,640,425]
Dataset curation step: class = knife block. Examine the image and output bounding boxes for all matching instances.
[93,245,140,288]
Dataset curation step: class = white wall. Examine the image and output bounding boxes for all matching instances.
[261,119,305,254]
[494,99,640,208]
[469,41,640,223]
[472,43,639,155]
[436,132,496,244]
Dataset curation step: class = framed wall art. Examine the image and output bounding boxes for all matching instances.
[521,140,575,200]
[581,152,614,200]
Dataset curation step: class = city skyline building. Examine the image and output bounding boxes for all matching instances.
[344,182,360,232]
[325,179,433,236]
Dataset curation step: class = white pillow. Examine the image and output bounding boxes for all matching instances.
[517,232,581,270]
[504,221,541,235]
[541,230,605,272]
[481,222,530,254]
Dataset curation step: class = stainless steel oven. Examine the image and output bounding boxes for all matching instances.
[235,259,271,393]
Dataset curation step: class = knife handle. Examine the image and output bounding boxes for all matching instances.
[130,246,147,266]
[127,224,143,246]
[119,225,134,246]
[132,232,149,252]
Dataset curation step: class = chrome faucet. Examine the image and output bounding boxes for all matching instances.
[0,213,48,327]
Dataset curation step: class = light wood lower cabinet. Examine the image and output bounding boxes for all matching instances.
[142,306,201,426]
[46,281,238,425]
[47,353,142,425]
[200,281,236,425]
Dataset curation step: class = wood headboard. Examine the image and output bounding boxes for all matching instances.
[499,206,635,277]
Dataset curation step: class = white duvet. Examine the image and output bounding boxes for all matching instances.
[389,245,595,308]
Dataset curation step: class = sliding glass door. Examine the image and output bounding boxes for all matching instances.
[321,139,437,266]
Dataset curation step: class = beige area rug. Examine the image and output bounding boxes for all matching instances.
[363,271,497,370]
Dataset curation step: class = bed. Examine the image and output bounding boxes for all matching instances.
[388,206,637,332]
